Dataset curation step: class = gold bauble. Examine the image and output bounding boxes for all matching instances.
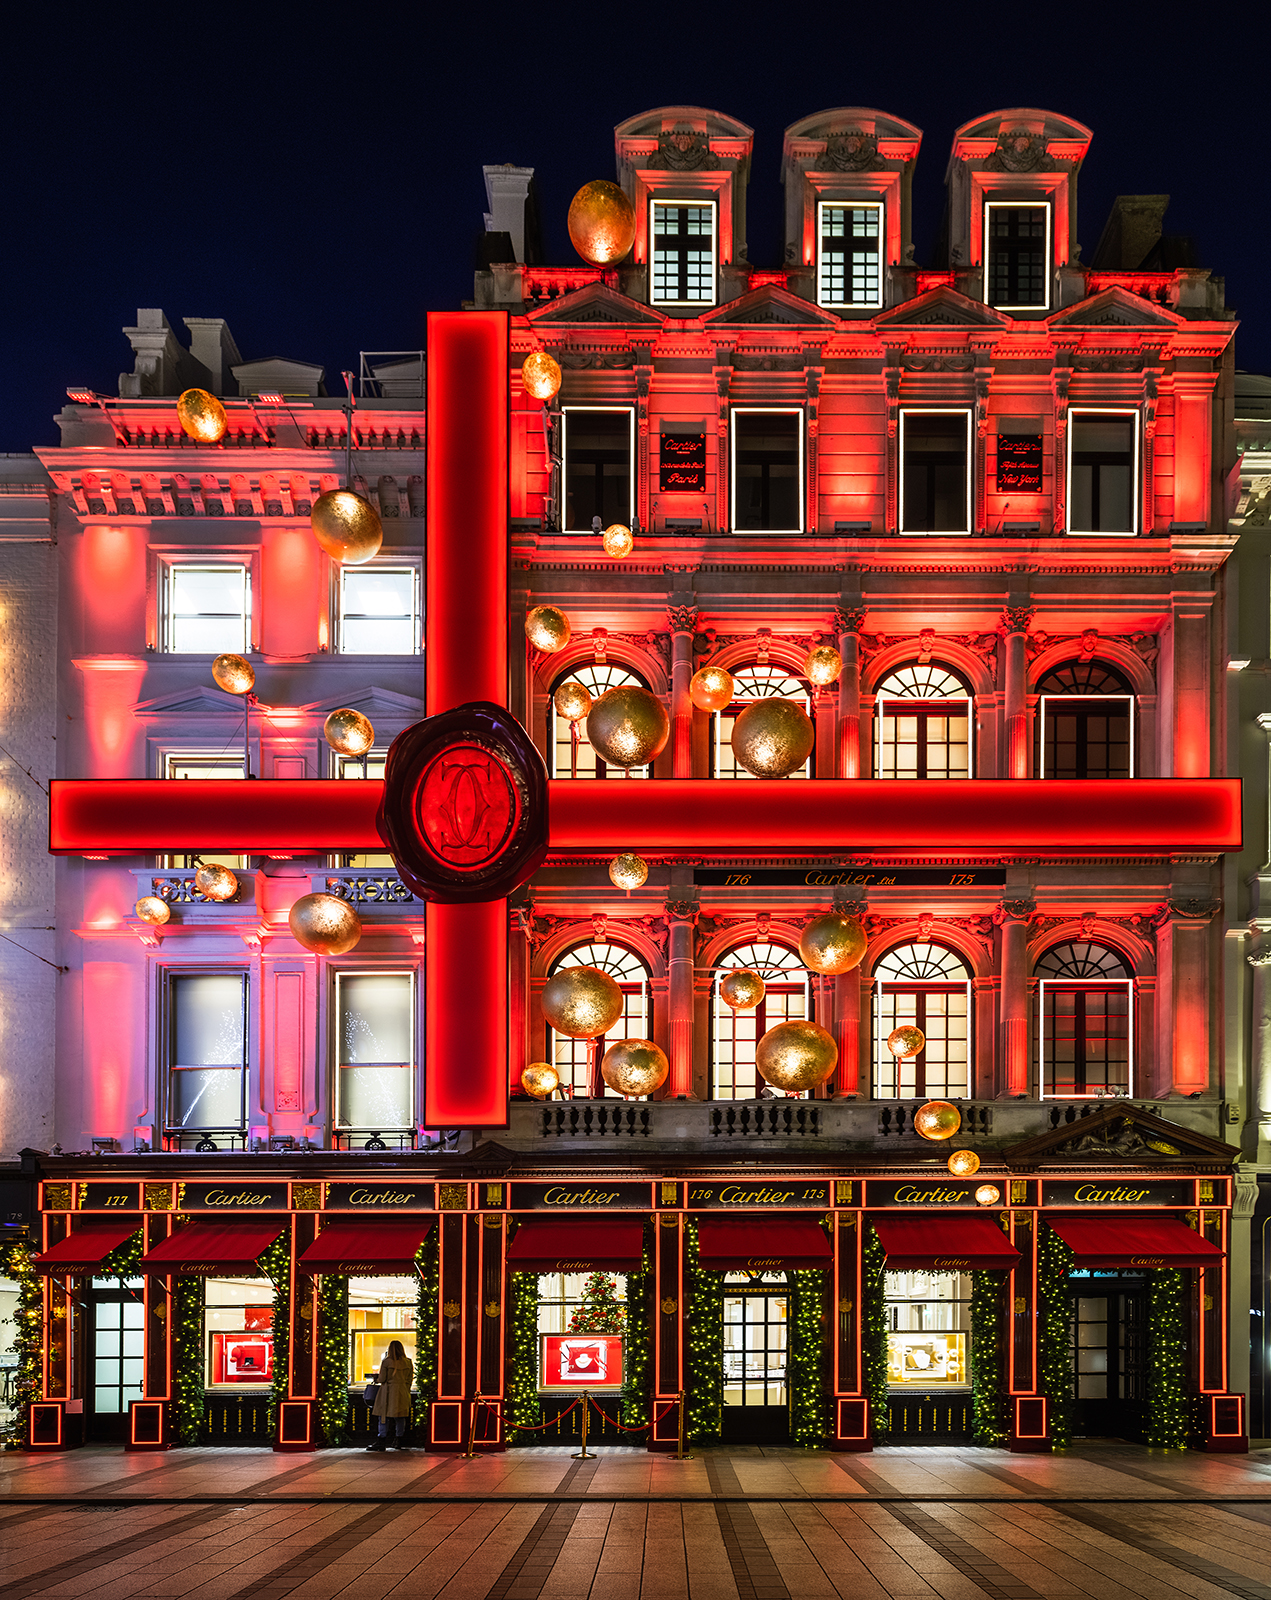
[194,863,239,903]
[135,896,170,926]
[521,351,562,401]
[730,698,815,778]
[520,1062,560,1100]
[567,180,637,266]
[176,388,227,444]
[288,892,363,955]
[602,523,634,559]
[887,1024,926,1059]
[323,708,375,757]
[601,1039,669,1098]
[586,685,669,769]
[553,680,592,722]
[540,965,623,1039]
[310,490,383,564]
[609,852,649,891]
[689,665,735,713]
[804,645,843,687]
[719,969,765,1010]
[975,1184,1002,1206]
[525,605,571,653]
[799,913,867,975]
[947,1149,981,1177]
[755,1019,838,1093]
[212,653,255,695]
[913,1100,962,1141]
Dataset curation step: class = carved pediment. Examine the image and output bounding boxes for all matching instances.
[1005,1102,1237,1170]
[873,287,1009,328]
[301,686,426,722]
[133,685,245,718]
[526,284,666,330]
[701,286,840,327]
[1048,286,1183,330]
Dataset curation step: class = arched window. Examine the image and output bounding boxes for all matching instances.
[549,663,651,780]
[547,942,651,1097]
[874,665,971,780]
[873,942,971,1099]
[711,942,810,1100]
[1035,941,1132,1098]
[1036,663,1134,779]
[713,666,812,780]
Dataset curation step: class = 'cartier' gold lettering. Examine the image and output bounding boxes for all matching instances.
[543,1187,619,1206]
[347,1188,414,1206]
[200,1190,270,1207]
[892,1185,971,1204]
[717,1186,794,1205]
[1072,1185,1151,1204]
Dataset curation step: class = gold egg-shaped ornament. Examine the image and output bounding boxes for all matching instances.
[804,644,843,687]
[755,1019,838,1094]
[799,912,867,976]
[947,1149,981,1177]
[689,664,735,712]
[288,892,363,956]
[323,707,375,757]
[887,1024,926,1060]
[194,862,239,903]
[212,652,255,695]
[975,1184,1002,1206]
[521,350,562,402]
[601,1039,669,1098]
[602,523,634,559]
[540,965,624,1040]
[176,387,227,444]
[913,1100,962,1141]
[520,1062,560,1100]
[609,852,649,892]
[719,969,765,1011]
[730,697,815,778]
[553,680,592,722]
[134,896,171,927]
[586,685,670,769]
[310,490,383,565]
[567,180,637,266]
[525,605,571,653]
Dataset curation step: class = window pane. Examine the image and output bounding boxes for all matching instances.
[338,975,413,1064]
[820,205,881,307]
[340,569,417,655]
[901,415,968,532]
[170,1068,243,1129]
[733,413,801,531]
[987,205,1047,306]
[339,1065,413,1129]
[564,410,632,531]
[341,618,416,654]
[166,566,248,654]
[652,203,715,305]
[549,664,649,779]
[1071,418,1135,533]
[174,975,245,1066]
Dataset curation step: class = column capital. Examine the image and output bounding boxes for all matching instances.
[664,894,699,923]
[666,604,698,634]
[834,605,867,636]
[993,898,1036,925]
[999,605,1036,636]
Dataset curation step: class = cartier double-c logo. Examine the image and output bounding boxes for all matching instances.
[419,743,518,868]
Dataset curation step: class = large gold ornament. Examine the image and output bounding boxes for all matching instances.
[689,665,735,712]
[567,180,636,265]
[913,1100,962,1141]
[135,896,171,926]
[525,605,571,653]
[804,645,843,687]
[540,965,623,1039]
[586,685,669,768]
[609,853,649,891]
[601,1039,669,1097]
[323,708,375,757]
[975,1184,1002,1206]
[887,1025,926,1059]
[719,969,765,1010]
[288,892,363,955]
[520,1062,560,1100]
[194,862,239,903]
[553,680,592,722]
[730,698,815,778]
[799,912,867,975]
[310,490,383,564]
[602,523,634,559]
[947,1149,981,1177]
[212,653,255,695]
[755,1019,838,1093]
[521,351,562,401]
[176,388,227,444]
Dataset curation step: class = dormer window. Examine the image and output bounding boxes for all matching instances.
[650,200,716,308]
[985,202,1050,309]
[817,202,883,309]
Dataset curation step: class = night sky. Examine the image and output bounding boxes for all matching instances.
[3,7,1264,454]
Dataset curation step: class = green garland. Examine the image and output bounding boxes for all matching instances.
[620,1223,653,1427]
[1146,1268,1188,1450]
[971,1271,1008,1445]
[413,1230,439,1431]
[685,1219,722,1444]
[508,1267,541,1439]
[258,1237,291,1428]
[317,1275,349,1445]
[1037,1223,1073,1449]
[862,1224,890,1443]
[0,1239,42,1447]
[171,1276,205,1444]
[789,1267,829,1447]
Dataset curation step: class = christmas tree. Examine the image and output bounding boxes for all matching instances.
[567,1272,626,1334]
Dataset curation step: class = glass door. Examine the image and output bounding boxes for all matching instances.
[721,1278,788,1444]
[1070,1279,1147,1440]
[89,1277,145,1441]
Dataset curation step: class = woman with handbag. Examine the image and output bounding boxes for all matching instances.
[365,1339,414,1451]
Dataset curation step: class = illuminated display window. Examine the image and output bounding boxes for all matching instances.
[534,1271,627,1391]
[162,562,251,654]
[338,566,420,654]
[650,201,716,307]
[204,1277,273,1389]
[548,663,650,780]
[91,1276,145,1414]
[548,943,649,1098]
[562,408,634,532]
[885,1270,970,1388]
[164,972,249,1138]
[348,1276,417,1386]
[873,942,971,1100]
[713,667,812,781]
[723,1274,788,1411]
[1067,411,1139,535]
[712,942,809,1101]
[1037,942,1133,1099]
[899,411,972,534]
[817,201,883,308]
[1036,662,1134,779]
[874,665,972,781]
[334,971,416,1136]
[160,752,247,869]
[333,751,394,867]
[731,410,804,533]
[984,202,1050,309]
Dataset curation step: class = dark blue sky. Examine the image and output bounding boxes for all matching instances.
[3,5,1263,452]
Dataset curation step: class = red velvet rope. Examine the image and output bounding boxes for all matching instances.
[506,1397,580,1432]
[586,1395,678,1432]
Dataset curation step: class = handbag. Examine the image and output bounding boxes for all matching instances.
[363,1380,380,1407]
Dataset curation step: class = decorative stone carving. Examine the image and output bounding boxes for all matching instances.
[815,130,883,172]
[647,130,720,171]
[985,130,1054,173]
[1166,898,1221,922]
[1000,606,1036,635]
[555,349,635,370]
[834,606,867,636]
[902,353,975,372]
[1055,1116,1183,1158]
[994,899,1037,924]
[666,604,699,634]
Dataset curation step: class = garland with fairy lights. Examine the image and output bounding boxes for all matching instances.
[1037,1222,1073,1449]
[619,1223,652,1428]
[507,1266,540,1440]
[171,1276,205,1444]
[971,1270,1008,1445]
[317,1275,349,1446]
[685,1219,722,1444]
[412,1229,439,1432]
[789,1267,829,1447]
[258,1237,291,1428]
[861,1224,890,1443]
[0,1239,42,1447]
[1146,1267,1188,1450]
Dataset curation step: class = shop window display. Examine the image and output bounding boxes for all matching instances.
[535,1271,626,1391]
[884,1269,971,1388]
[348,1276,417,1386]
[205,1277,274,1388]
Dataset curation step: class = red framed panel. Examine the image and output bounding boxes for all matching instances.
[127,1399,171,1452]
[274,1398,315,1452]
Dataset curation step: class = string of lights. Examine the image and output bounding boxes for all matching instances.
[1038,1223,1074,1449]
[1146,1267,1188,1450]
[685,1219,722,1444]
[0,1240,41,1446]
[172,1278,205,1444]
[317,1276,348,1445]
[507,1267,541,1438]
[413,1232,439,1432]
[861,1224,890,1443]
[971,1270,1008,1445]
[789,1266,829,1446]
[620,1225,652,1428]
[259,1238,291,1429]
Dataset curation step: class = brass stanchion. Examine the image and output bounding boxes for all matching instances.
[671,1389,691,1460]
[463,1395,483,1458]
[571,1391,595,1460]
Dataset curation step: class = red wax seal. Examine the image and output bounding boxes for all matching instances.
[418,743,521,868]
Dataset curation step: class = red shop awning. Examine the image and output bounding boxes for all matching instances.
[298,1218,436,1276]
[506,1218,644,1274]
[1048,1214,1224,1269]
[139,1222,285,1276]
[696,1215,833,1272]
[32,1221,142,1275]
[872,1213,1021,1271]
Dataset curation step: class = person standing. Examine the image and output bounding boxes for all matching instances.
[366,1339,414,1450]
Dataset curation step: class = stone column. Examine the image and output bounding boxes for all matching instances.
[667,604,697,780]
[835,969,861,1096]
[836,606,865,778]
[1158,898,1218,1097]
[1001,604,1034,780]
[665,896,698,1099]
[995,900,1034,1097]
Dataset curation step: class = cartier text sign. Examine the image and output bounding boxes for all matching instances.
[867,1180,981,1208]
[688,1181,829,1209]
[511,1182,653,1210]
[181,1183,290,1212]
[326,1183,435,1211]
[1042,1181,1194,1209]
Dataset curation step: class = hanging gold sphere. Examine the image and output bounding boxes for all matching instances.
[194,863,239,903]
[730,698,815,778]
[525,605,571,653]
[799,912,867,975]
[135,896,170,927]
[755,1019,838,1093]
[975,1184,1002,1206]
[913,1100,962,1141]
[567,180,637,265]
[323,708,375,757]
[609,853,649,891]
[288,892,363,955]
[602,523,634,559]
[689,665,735,712]
[540,965,623,1039]
[553,680,592,722]
[947,1149,981,1177]
[719,969,765,1010]
[887,1024,926,1060]
[176,388,227,444]
[520,1062,560,1100]
[310,490,384,564]
[212,653,255,695]
[586,685,669,769]
[804,644,843,687]
[601,1039,669,1098]
[521,351,562,401]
